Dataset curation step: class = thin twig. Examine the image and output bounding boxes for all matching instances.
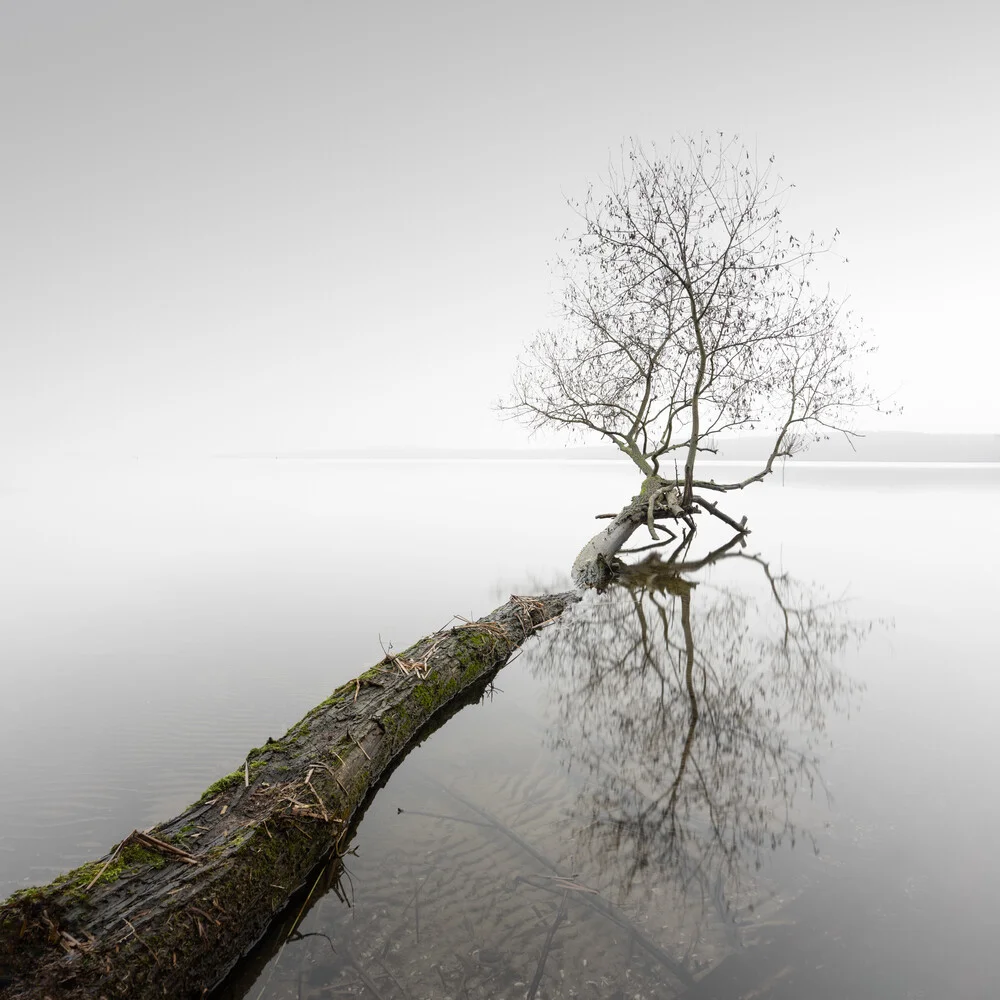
[84,837,130,890]
[304,775,330,823]
[396,806,493,829]
[346,953,389,1000]
[122,918,160,966]
[515,874,598,895]
[134,831,199,864]
[371,952,414,1000]
[620,538,675,555]
[188,905,220,926]
[526,890,568,1000]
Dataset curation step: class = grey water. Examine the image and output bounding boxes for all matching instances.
[2,458,999,998]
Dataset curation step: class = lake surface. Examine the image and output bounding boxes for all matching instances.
[2,458,999,998]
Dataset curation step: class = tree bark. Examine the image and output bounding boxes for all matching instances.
[572,479,688,587]
[0,593,577,1000]
[571,510,644,586]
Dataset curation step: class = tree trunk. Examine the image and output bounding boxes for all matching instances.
[572,479,685,587]
[0,593,577,1000]
[572,510,643,587]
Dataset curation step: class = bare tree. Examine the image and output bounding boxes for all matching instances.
[504,135,884,584]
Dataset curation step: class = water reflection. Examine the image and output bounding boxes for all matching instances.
[225,540,873,999]
[537,539,868,918]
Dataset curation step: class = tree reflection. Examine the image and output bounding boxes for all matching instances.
[532,537,872,916]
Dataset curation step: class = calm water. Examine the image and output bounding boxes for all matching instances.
[2,458,999,998]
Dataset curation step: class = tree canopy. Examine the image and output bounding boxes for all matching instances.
[507,135,882,503]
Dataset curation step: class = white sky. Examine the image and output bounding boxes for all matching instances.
[1,0,997,458]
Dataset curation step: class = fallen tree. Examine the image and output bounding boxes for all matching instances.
[0,592,576,1000]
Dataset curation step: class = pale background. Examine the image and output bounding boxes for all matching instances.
[2,0,997,460]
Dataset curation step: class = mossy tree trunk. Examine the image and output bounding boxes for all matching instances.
[0,593,576,1000]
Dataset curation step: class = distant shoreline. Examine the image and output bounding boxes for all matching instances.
[225,432,1000,465]
[248,457,1000,469]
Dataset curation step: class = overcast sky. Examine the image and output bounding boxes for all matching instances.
[2,0,997,459]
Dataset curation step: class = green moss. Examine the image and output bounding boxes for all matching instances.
[294,663,389,725]
[386,625,506,735]
[166,822,200,848]
[411,682,440,712]
[316,689,349,711]
[196,758,269,803]
[5,884,50,906]
[200,770,243,799]
[315,664,384,714]
[30,843,172,901]
[288,719,311,739]
[639,474,668,498]
[227,825,255,849]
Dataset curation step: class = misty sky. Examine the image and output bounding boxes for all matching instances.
[2,0,997,459]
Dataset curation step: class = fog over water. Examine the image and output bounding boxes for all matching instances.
[3,3,999,996]
[2,458,998,997]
